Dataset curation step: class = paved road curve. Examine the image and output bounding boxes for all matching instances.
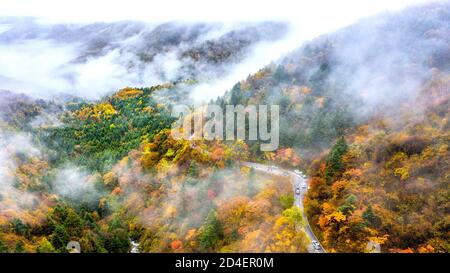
[242,162,326,253]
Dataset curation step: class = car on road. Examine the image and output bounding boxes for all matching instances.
[303,174,307,179]
[295,188,301,195]
[301,184,307,190]
[312,241,321,250]
[294,169,302,175]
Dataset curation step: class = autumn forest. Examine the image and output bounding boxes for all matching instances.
[0,1,448,254]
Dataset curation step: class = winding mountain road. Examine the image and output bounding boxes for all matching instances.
[242,162,326,253]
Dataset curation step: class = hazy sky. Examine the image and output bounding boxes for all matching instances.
[1,0,431,38]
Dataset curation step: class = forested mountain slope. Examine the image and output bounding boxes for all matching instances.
[223,2,449,252]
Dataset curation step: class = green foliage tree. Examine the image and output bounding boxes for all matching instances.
[325,137,348,181]
[338,195,357,215]
[37,238,56,253]
[51,225,70,252]
[230,83,242,105]
[0,240,9,253]
[79,230,107,253]
[273,65,290,83]
[12,218,29,236]
[197,210,224,251]
[64,209,83,238]
[104,229,130,253]
[14,240,25,253]
[363,205,379,227]
[279,194,294,209]
[188,160,200,178]
[282,206,304,229]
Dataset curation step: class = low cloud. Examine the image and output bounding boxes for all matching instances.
[0,132,44,223]
[0,20,290,101]
[190,31,305,103]
[52,167,102,203]
[0,39,76,97]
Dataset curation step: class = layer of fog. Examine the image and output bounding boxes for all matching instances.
[114,164,284,232]
[190,26,306,103]
[268,1,450,126]
[327,2,449,119]
[0,130,101,222]
[0,35,162,99]
[0,0,437,105]
[0,20,292,101]
[0,24,11,34]
[0,133,43,223]
[52,166,101,202]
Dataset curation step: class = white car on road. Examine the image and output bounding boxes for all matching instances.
[312,241,321,250]
[295,188,301,195]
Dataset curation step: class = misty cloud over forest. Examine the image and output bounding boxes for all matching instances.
[0,18,290,100]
